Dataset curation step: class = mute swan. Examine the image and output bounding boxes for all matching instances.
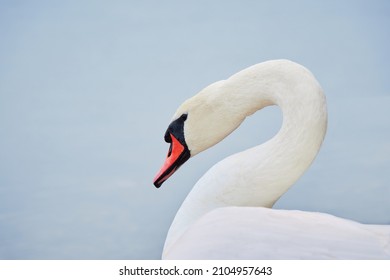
[153,60,390,259]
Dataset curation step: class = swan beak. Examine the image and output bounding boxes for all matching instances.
[153,133,190,188]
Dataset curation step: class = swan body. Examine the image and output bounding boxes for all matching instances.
[153,60,390,259]
[165,207,390,259]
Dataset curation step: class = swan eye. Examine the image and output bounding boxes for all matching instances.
[180,113,188,121]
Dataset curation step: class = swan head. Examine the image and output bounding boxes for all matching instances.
[153,81,248,188]
[153,113,191,188]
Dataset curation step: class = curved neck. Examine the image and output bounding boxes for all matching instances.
[163,60,327,257]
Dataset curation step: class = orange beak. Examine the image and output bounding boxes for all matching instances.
[153,133,190,188]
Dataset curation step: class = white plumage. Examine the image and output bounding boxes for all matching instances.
[164,207,390,259]
[154,60,390,259]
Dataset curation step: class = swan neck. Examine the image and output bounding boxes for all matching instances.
[163,60,327,258]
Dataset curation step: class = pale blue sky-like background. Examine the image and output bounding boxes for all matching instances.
[0,0,389,259]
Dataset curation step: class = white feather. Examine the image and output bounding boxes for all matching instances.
[160,60,390,259]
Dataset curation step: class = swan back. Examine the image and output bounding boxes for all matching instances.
[164,207,390,259]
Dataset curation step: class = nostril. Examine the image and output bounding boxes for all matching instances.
[167,143,173,157]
